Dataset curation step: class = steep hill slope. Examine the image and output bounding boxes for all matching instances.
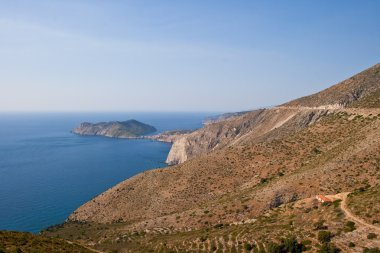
[46,63,380,252]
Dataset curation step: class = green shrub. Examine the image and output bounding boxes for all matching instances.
[344,221,356,232]
[363,247,380,253]
[313,220,327,230]
[348,242,355,247]
[332,199,341,208]
[318,231,333,243]
[244,243,253,251]
[267,242,282,253]
[266,236,306,253]
[367,233,378,239]
[318,243,340,253]
[213,223,224,229]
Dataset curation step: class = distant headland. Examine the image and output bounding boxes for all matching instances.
[72,119,157,138]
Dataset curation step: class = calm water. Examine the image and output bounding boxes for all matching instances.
[0,112,211,233]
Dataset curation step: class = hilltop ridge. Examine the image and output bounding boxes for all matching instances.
[283,63,380,108]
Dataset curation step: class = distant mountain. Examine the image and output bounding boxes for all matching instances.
[72,119,157,138]
[203,111,251,125]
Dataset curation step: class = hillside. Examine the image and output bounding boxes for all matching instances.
[72,119,157,138]
[44,188,380,252]
[0,231,96,253]
[45,63,380,252]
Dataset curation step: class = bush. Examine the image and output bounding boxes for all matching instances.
[267,236,306,253]
[318,231,333,243]
[367,233,377,239]
[244,243,253,251]
[344,221,356,232]
[363,248,380,253]
[314,220,327,230]
[332,199,341,208]
[318,243,340,253]
[213,223,224,229]
[267,242,282,253]
[348,242,355,247]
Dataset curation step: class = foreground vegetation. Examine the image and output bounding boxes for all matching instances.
[0,231,94,253]
[43,187,380,252]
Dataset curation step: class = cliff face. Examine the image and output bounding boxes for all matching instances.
[166,137,189,165]
[165,107,330,165]
[72,119,156,138]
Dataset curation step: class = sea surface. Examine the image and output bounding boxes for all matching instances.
[0,112,211,233]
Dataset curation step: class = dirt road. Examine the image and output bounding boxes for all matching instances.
[338,192,380,233]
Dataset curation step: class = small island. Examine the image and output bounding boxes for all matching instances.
[72,119,157,138]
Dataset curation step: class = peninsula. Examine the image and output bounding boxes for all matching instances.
[72,119,157,138]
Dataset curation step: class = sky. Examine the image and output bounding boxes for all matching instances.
[0,1,379,112]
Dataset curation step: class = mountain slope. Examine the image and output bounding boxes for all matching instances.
[45,188,380,252]
[46,63,380,252]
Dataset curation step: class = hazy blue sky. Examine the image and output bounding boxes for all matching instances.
[1,1,379,112]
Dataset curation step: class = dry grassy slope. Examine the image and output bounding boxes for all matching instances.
[166,108,328,165]
[284,63,380,108]
[67,64,380,231]
[45,188,380,253]
[68,109,380,230]
[67,108,327,223]
[0,231,95,253]
[347,187,380,227]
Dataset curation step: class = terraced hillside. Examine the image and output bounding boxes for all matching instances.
[44,63,380,252]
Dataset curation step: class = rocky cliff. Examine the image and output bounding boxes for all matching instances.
[72,119,157,138]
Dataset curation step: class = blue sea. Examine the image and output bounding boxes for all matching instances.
[0,112,211,233]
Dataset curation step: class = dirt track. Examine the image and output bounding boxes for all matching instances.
[336,192,380,233]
